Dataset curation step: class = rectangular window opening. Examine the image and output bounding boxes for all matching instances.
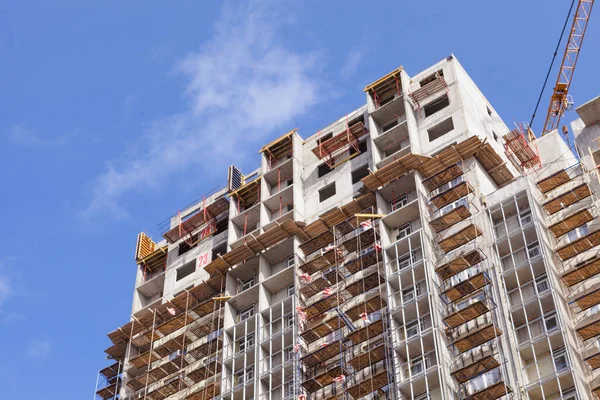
[349,139,368,156]
[427,117,454,142]
[317,132,333,145]
[424,95,450,117]
[419,70,444,87]
[351,164,370,184]
[319,183,336,202]
[176,262,195,281]
[318,163,333,178]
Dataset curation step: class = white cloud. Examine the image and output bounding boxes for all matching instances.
[83,0,322,219]
[27,338,51,360]
[8,124,70,147]
[0,275,12,306]
[340,49,362,79]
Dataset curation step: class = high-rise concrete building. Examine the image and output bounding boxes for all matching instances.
[94,55,600,400]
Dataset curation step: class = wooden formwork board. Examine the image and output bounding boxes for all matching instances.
[302,365,347,393]
[573,286,600,311]
[204,219,306,275]
[345,249,380,275]
[186,381,220,400]
[303,294,344,320]
[341,228,376,253]
[163,197,229,243]
[577,316,600,341]
[345,294,387,321]
[344,271,384,297]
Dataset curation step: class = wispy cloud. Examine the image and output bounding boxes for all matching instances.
[123,94,136,114]
[0,274,12,307]
[8,123,71,147]
[340,49,362,79]
[83,0,322,219]
[27,339,52,360]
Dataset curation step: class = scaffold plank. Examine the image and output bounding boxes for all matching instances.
[548,208,594,237]
[443,272,489,303]
[536,169,571,194]
[430,181,473,209]
[451,324,502,354]
[451,355,500,384]
[542,183,591,215]
[556,229,600,261]
[347,344,386,371]
[438,224,482,254]
[300,340,347,368]
[435,249,483,280]
[430,205,472,233]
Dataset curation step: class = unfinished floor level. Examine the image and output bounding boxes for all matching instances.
[95,57,600,400]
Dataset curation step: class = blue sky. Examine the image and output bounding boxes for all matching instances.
[0,1,598,398]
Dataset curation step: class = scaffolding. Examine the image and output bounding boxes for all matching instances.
[363,66,403,109]
[408,72,448,112]
[99,278,227,400]
[295,204,394,400]
[502,128,541,171]
[311,115,369,168]
[361,136,514,193]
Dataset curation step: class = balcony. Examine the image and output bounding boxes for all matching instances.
[373,118,411,169]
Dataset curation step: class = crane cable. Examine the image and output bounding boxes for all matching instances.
[528,0,576,130]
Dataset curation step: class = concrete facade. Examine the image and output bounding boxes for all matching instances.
[95,56,600,400]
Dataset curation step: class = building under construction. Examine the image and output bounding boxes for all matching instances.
[94,55,600,400]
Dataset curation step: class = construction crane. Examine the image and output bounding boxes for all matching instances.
[541,0,594,137]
